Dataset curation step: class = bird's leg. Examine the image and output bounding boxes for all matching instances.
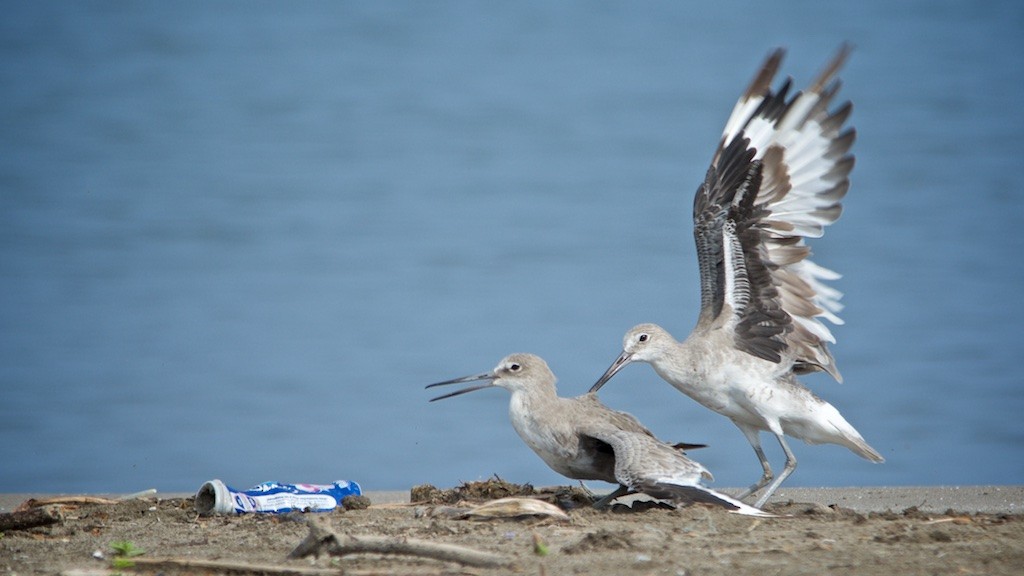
[592,484,633,509]
[734,425,774,501]
[753,433,797,508]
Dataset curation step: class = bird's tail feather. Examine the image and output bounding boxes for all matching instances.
[829,415,885,463]
[822,408,885,463]
[641,482,774,517]
[845,436,885,463]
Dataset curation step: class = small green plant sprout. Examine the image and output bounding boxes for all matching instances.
[109,540,145,569]
[532,532,549,557]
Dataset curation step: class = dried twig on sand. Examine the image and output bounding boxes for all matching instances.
[14,489,157,512]
[14,496,121,511]
[129,557,341,575]
[289,516,512,568]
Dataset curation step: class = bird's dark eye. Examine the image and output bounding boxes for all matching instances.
[638,334,649,343]
[509,363,521,371]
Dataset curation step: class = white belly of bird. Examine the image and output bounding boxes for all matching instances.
[654,343,805,431]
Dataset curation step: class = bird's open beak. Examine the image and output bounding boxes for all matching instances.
[589,350,633,393]
[426,372,497,402]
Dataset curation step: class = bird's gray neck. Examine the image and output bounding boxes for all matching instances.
[508,383,558,415]
[650,336,705,388]
[507,384,562,439]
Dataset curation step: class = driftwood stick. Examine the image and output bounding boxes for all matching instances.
[14,496,121,511]
[289,517,511,568]
[0,505,64,531]
[130,556,342,575]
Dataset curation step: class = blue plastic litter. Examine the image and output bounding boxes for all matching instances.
[195,479,362,515]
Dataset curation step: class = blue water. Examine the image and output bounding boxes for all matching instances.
[2,1,1022,494]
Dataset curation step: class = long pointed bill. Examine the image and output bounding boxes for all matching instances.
[589,350,634,393]
[426,372,497,402]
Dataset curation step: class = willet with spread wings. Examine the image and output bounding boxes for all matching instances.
[590,47,883,508]
[428,353,769,516]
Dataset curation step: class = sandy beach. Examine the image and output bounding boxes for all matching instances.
[2,483,1022,575]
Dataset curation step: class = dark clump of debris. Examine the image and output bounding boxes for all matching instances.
[411,476,536,505]
[549,485,596,510]
[341,494,372,510]
[411,476,596,510]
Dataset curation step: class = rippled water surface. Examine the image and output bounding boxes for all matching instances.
[2,1,1022,493]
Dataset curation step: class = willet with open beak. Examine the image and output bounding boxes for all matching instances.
[591,47,883,509]
[428,353,770,516]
